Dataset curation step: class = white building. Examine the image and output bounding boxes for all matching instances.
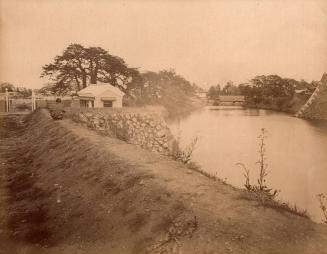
[77,83,124,108]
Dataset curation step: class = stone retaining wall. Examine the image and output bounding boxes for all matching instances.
[67,108,175,155]
[295,73,327,120]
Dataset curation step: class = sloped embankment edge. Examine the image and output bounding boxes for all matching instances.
[3,109,327,254]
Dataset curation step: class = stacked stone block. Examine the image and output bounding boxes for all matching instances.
[69,109,175,155]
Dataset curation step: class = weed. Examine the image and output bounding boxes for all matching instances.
[235,128,311,218]
[316,193,327,224]
[171,132,198,164]
[235,163,251,191]
[257,128,269,190]
[148,215,198,253]
[236,128,279,203]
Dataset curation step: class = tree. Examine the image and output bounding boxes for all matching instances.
[38,83,56,96]
[221,81,241,95]
[0,82,15,92]
[250,75,296,99]
[124,69,197,110]
[238,83,252,97]
[16,87,32,97]
[207,84,221,99]
[128,69,195,103]
[41,44,139,95]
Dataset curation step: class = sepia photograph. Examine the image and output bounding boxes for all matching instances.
[0,0,327,253]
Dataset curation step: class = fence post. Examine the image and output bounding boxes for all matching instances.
[31,90,34,111]
[5,88,9,112]
[31,90,36,111]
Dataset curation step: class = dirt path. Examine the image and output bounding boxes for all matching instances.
[0,110,327,254]
[0,114,53,254]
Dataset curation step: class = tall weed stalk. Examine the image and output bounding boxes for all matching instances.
[236,128,279,201]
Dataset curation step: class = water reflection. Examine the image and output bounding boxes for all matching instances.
[168,106,327,222]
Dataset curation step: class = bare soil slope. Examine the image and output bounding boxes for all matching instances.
[0,110,327,254]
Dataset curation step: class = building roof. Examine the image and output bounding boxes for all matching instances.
[78,83,125,98]
[218,95,245,102]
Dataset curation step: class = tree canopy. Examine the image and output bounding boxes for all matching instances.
[207,84,221,99]
[209,75,317,99]
[127,69,196,103]
[0,82,31,97]
[250,75,296,98]
[40,44,139,95]
[0,82,15,92]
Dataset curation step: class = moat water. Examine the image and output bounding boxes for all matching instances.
[168,106,327,222]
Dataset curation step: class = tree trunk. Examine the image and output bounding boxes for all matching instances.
[90,73,97,84]
[74,76,81,91]
[90,63,98,84]
[82,75,87,88]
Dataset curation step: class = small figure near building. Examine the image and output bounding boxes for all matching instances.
[77,83,124,108]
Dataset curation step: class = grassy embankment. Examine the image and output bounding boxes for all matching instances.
[1,110,327,254]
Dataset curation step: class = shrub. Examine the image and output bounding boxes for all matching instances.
[49,109,65,120]
[171,132,198,164]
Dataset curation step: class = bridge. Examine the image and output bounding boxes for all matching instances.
[212,95,245,106]
[295,73,327,120]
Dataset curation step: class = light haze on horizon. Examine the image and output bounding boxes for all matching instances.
[0,0,326,89]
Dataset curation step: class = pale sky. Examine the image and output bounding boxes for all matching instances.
[0,0,326,89]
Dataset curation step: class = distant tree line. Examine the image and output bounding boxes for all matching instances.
[207,75,318,105]
[207,81,241,99]
[0,82,32,97]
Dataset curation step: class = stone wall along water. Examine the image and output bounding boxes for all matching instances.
[67,108,175,155]
[295,73,327,120]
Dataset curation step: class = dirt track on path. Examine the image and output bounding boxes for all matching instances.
[0,110,327,254]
